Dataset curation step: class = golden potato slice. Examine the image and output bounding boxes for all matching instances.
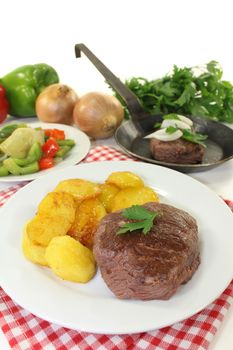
[110,186,159,212]
[22,223,48,266]
[98,183,119,213]
[45,235,96,283]
[38,191,76,224]
[106,171,144,189]
[27,214,72,246]
[68,198,106,248]
[54,179,100,203]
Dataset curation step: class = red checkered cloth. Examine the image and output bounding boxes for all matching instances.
[0,146,233,350]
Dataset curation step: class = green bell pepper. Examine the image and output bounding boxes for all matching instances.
[55,139,75,159]
[0,127,44,159]
[55,145,72,158]
[57,139,76,147]
[3,158,39,175]
[0,165,9,176]
[0,64,59,117]
[13,142,42,166]
[0,123,27,139]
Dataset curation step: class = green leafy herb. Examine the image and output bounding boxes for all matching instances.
[153,122,161,129]
[117,205,158,235]
[163,113,180,120]
[165,126,178,134]
[182,129,208,146]
[111,60,233,123]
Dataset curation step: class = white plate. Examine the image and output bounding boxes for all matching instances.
[0,161,233,334]
[0,121,90,182]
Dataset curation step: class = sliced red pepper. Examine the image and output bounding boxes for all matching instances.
[39,157,54,170]
[0,84,9,123]
[44,129,65,140]
[42,138,60,157]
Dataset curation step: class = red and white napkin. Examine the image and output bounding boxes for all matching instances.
[0,146,232,350]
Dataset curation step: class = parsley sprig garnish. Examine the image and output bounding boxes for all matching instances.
[165,126,178,134]
[164,125,207,146]
[153,113,208,146]
[182,129,208,146]
[154,122,162,129]
[163,113,180,120]
[117,205,158,235]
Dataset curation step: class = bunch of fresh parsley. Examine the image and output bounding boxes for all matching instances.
[112,61,233,123]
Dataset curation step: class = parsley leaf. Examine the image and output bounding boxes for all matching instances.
[153,122,161,129]
[163,113,180,120]
[182,129,208,146]
[165,126,178,134]
[117,205,158,235]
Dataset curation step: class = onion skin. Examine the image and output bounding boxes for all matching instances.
[73,92,124,139]
[36,83,78,125]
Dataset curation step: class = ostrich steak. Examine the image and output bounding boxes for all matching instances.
[150,138,204,164]
[93,202,200,300]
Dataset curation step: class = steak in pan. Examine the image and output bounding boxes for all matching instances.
[150,138,204,164]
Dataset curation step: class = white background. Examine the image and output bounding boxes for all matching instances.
[1,0,233,349]
[1,0,233,96]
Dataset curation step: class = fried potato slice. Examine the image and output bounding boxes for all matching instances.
[68,198,106,248]
[110,186,159,212]
[54,179,100,203]
[27,214,72,246]
[98,183,119,213]
[22,223,48,266]
[38,191,76,225]
[45,235,96,283]
[106,171,144,189]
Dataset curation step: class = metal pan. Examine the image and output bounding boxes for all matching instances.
[75,43,233,172]
[115,116,233,172]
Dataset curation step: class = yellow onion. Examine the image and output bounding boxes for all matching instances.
[73,92,124,139]
[36,83,78,125]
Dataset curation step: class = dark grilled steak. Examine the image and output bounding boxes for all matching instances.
[150,138,204,164]
[93,202,200,300]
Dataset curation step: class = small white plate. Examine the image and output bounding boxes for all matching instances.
[0,121,90,182]
[0,161,233,334]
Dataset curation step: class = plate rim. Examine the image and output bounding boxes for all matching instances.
[0,161,233,334]
[115,118,233,171]
[0,121,91,182]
